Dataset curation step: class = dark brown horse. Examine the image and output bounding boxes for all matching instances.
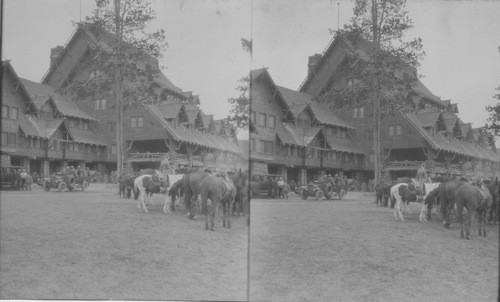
[183,172,210,219]
[200,175,236,231]
[118,174,135,198]
[439,180,467,228]
[227,169,248,216]
[482,178,499,225]
[455,183,492,239]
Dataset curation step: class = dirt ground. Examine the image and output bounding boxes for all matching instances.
[249,194,499,302]
[0,185,248,301]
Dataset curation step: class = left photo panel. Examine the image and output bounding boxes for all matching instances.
[0,0,250,301]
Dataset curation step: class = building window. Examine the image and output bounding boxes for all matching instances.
[257,113,266,127]
[290,146,295,156]
[1,106,8,119]
[7,133,16,146]
[131,117,137,128]
[354,154,359,164]
[388,125,395,136]
[359,107,364,118]
[96,146,101,156]
[9,107,18,120]
[395,125,402,136]
[83,121,89,130]
[369,152,375,163]
[332,151,337,161]
[1,132,7,145]
[268,115,276,128]
[333,127,338,136]
[111,144,117,155]
[94,100,100,110]
[365,130,373,140]
[107,122,116,133]
[259,140,266,153]
[341,129,346,138]
[137,116,144,127]
[353,108,358,118]
[266,141,274,154]
[69,120,75,128]
[75,120,80,129]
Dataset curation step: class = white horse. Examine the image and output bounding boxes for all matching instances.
[163,174,184,214]
[419,182,441,222]
[134,171,168,213]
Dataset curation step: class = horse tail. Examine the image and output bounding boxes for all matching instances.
[133,183,140,200]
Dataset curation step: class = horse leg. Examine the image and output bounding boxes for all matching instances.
[210,201,217,231]
[419,204,427,222]
[163,194,172,214]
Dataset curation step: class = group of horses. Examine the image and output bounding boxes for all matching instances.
[376,176,499,240]
[117,168,249,231]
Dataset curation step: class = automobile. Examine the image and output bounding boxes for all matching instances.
[43,172,90,192]
[0,166,24,190]
[301,178,346,200]
[249,174,282,198]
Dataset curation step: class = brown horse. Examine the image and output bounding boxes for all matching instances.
[183,172,210,219]
[455,183,492,239]
[482,178,499,225]
[200,175,236,231]
[118,174,134,198]
[227,169,248,216]
[440,180,467,228]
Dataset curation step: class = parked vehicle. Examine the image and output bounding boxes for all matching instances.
[249,174,282,198]
[301,179,346,200]
[43,173,90,192]
[0,166,24,190]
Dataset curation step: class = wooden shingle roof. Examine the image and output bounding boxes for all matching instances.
[20,78,96,121]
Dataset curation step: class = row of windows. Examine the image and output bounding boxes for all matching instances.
[68,119,89,130]
[131,116,144,128]
[2,105,19,120]
[388,124,403,136]
[251,111,276,128]
[324,127,347,138]
[353,107,365,119]
[94,99,107,110]
[249,138,360,163]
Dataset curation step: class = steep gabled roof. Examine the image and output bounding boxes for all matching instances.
[458,119,472,137]
[2,61,38,113]
[276,85,311,117]
[18,116,66,139]
[20,78,96,121]
[299,34,445,108]
[308,103,354,129]
[184,103,200,124]
[144,104,240,153]
[276,124,322,147]
[251,68,294,117]
[416,110,441,128]
[404,112,498,162]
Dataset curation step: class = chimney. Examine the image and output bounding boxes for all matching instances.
[50,46,64,67]
[308,53,322,76]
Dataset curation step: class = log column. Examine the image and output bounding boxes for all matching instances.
[41,160,50,177]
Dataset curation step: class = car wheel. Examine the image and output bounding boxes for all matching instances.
[315,190,324,200]
[82,180,89,191]
[58,181,67,192]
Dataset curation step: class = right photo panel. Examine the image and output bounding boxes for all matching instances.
[248,0,500,301]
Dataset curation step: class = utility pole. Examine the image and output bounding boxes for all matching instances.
[114,0,124,176]
[372,0,382,184]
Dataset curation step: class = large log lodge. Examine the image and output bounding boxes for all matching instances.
[251,34,499,184]
[1,25,244,176]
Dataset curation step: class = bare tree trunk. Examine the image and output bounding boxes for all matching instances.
[372,0,382,184]
[114,0,123,176]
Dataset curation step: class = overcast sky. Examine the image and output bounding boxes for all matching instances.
[3,0,500,144]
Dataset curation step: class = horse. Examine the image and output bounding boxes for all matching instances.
[183,172,211,219]
[226,169,248,216]
[455,183,492,239]
[164,178,184,213]
[117,174,135,198]
[440,180,467,228]
[482,178,499,225]
[390,182,419,221]
[162,174,185,214]
[375,181,391,207]
[418,182,441,222]
[133,174,169,213]
[200,175,237,231]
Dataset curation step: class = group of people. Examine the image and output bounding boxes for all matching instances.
[0,168,39,191]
